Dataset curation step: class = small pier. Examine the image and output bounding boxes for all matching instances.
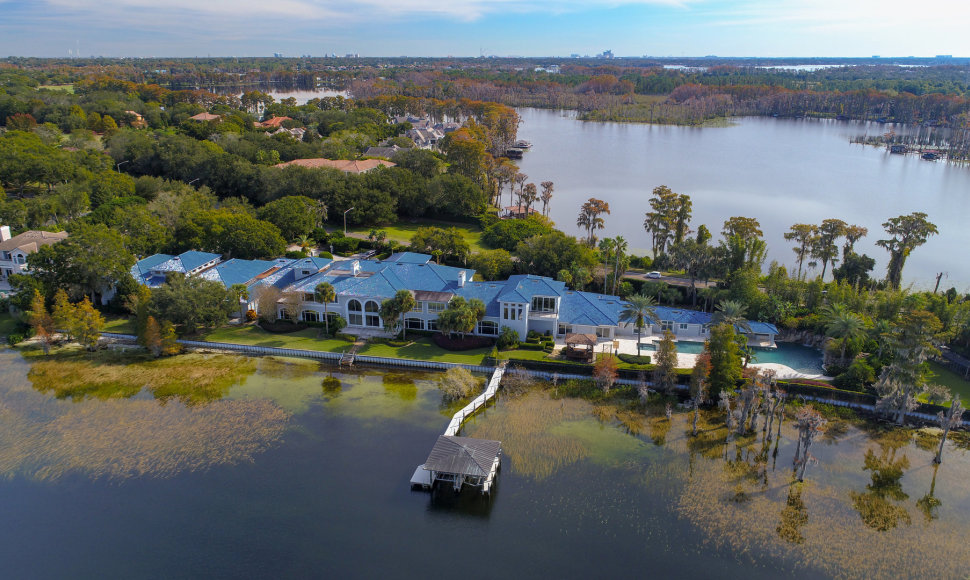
[411,363,505,495]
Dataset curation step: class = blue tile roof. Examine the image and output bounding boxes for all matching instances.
[558,290,626,326]
[457,281,507,317]
[497,275,568,303]
[198,258,279,289]
[177,251,221,273]
[131,254,173,277]
[385,252,432,264]
[655,306,713,325]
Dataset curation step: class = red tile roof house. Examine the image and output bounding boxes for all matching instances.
[254,116,293,129]
[274,158,396,174]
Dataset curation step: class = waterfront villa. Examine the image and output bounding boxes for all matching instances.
[0,226,69,290]
[131,250,779,345]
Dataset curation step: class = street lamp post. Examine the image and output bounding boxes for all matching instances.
[116,160,130,173]
[188,178,200,186]
[343,207,355,236]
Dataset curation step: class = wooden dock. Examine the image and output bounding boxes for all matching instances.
[411,362,506,495]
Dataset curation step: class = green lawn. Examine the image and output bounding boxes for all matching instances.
[38,84,74,93]
[495,349,557,362]
[927,360,970,406]
[103,316,137,334]
[348,219,487,253]
[199,324,353,353]
[357,338,491,365]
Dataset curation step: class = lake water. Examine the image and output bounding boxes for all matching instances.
[2,346,969,579]
[515,109,970,290]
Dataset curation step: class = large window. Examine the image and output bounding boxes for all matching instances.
[411,302,423,312]
[427,302,446,313]
[478,320,498,335]
[365,301,381,327]
[679,323,688,330]
[503,304,523,321]
[531,296,556,313]
[558,323,572,336]
[427,319,438,331]
[13,255,25,265]
[348,299,363,326]
[302,310,319,322]
[660,320,674,332]
[596,327,611,338]
[405,317,424,330]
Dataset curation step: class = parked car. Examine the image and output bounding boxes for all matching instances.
[646,271,662,279]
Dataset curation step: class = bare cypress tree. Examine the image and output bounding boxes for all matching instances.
[689,354,710,436]
[793,406,827,482]
[934,396,964,465]
[736,384,758,435]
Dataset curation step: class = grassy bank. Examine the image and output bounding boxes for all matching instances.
[357,338,491,365]
[928,360,970,406]
[199,324,354,353]
[347,219,487,253]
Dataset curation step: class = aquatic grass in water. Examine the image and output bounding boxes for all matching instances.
[23,347,257,405]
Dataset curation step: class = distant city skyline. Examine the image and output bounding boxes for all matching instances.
[1,0,968,59]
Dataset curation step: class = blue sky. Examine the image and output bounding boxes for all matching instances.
[1,0,967,58]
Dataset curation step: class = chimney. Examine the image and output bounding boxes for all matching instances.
[351,260,360,276]
[458,270,466,288]
[0,226,10,242]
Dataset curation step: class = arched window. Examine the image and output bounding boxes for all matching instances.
[348,299,363,326]
[365,300,381,327]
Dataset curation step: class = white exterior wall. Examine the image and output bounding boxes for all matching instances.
[498,301,530,341]
[0,249,29,281]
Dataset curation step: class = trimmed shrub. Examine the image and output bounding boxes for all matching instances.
[517,342,546,351]
[497,326,519,350]
[618,353,652,365]
[335,332,357,342]
[246,309,258,322]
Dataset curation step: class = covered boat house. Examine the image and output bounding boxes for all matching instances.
[416,435,502,495]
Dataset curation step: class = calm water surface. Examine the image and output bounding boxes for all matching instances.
[516,109,970,290]
[1,347,968,579]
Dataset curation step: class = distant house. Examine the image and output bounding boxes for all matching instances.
[254,116,293,129]
[266,127,306,140]
[501,205,539,219]
[274,158,396,174]
[189,112,221,122]
[407,128,445,149]
[124,110,147,129]
[0,226,68,287]
[363,145,403,159]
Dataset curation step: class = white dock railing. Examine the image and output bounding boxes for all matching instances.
[443,362,506,436]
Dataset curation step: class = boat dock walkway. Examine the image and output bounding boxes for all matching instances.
[410,362,506,493]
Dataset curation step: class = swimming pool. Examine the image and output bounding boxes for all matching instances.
[637,341,825,375]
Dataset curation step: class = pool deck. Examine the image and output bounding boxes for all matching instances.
[588,337,831,381]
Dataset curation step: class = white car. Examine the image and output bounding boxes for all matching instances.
[646,271,662,279]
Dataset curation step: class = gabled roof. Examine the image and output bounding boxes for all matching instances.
[198,258,278,289]
[498,275,567,304]
[178,250,222,273]
[558,290,625,327]
[384,252,432,264]
[0,230,68,253]
[255,116,292,128]
[655,306,712,325]
[424,436,500,478]
[189,112,220,121]
[455,281,506,317]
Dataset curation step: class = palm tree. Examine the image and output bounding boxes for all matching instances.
[612,235,628,295]
[620,294,660,356]
[599,237,615,293]
[229,284,249,319]
[698,287,720,313]
[314,282,336,336]
[822,303,868,361]
[295,234,314,256]
[713,300,752,334]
